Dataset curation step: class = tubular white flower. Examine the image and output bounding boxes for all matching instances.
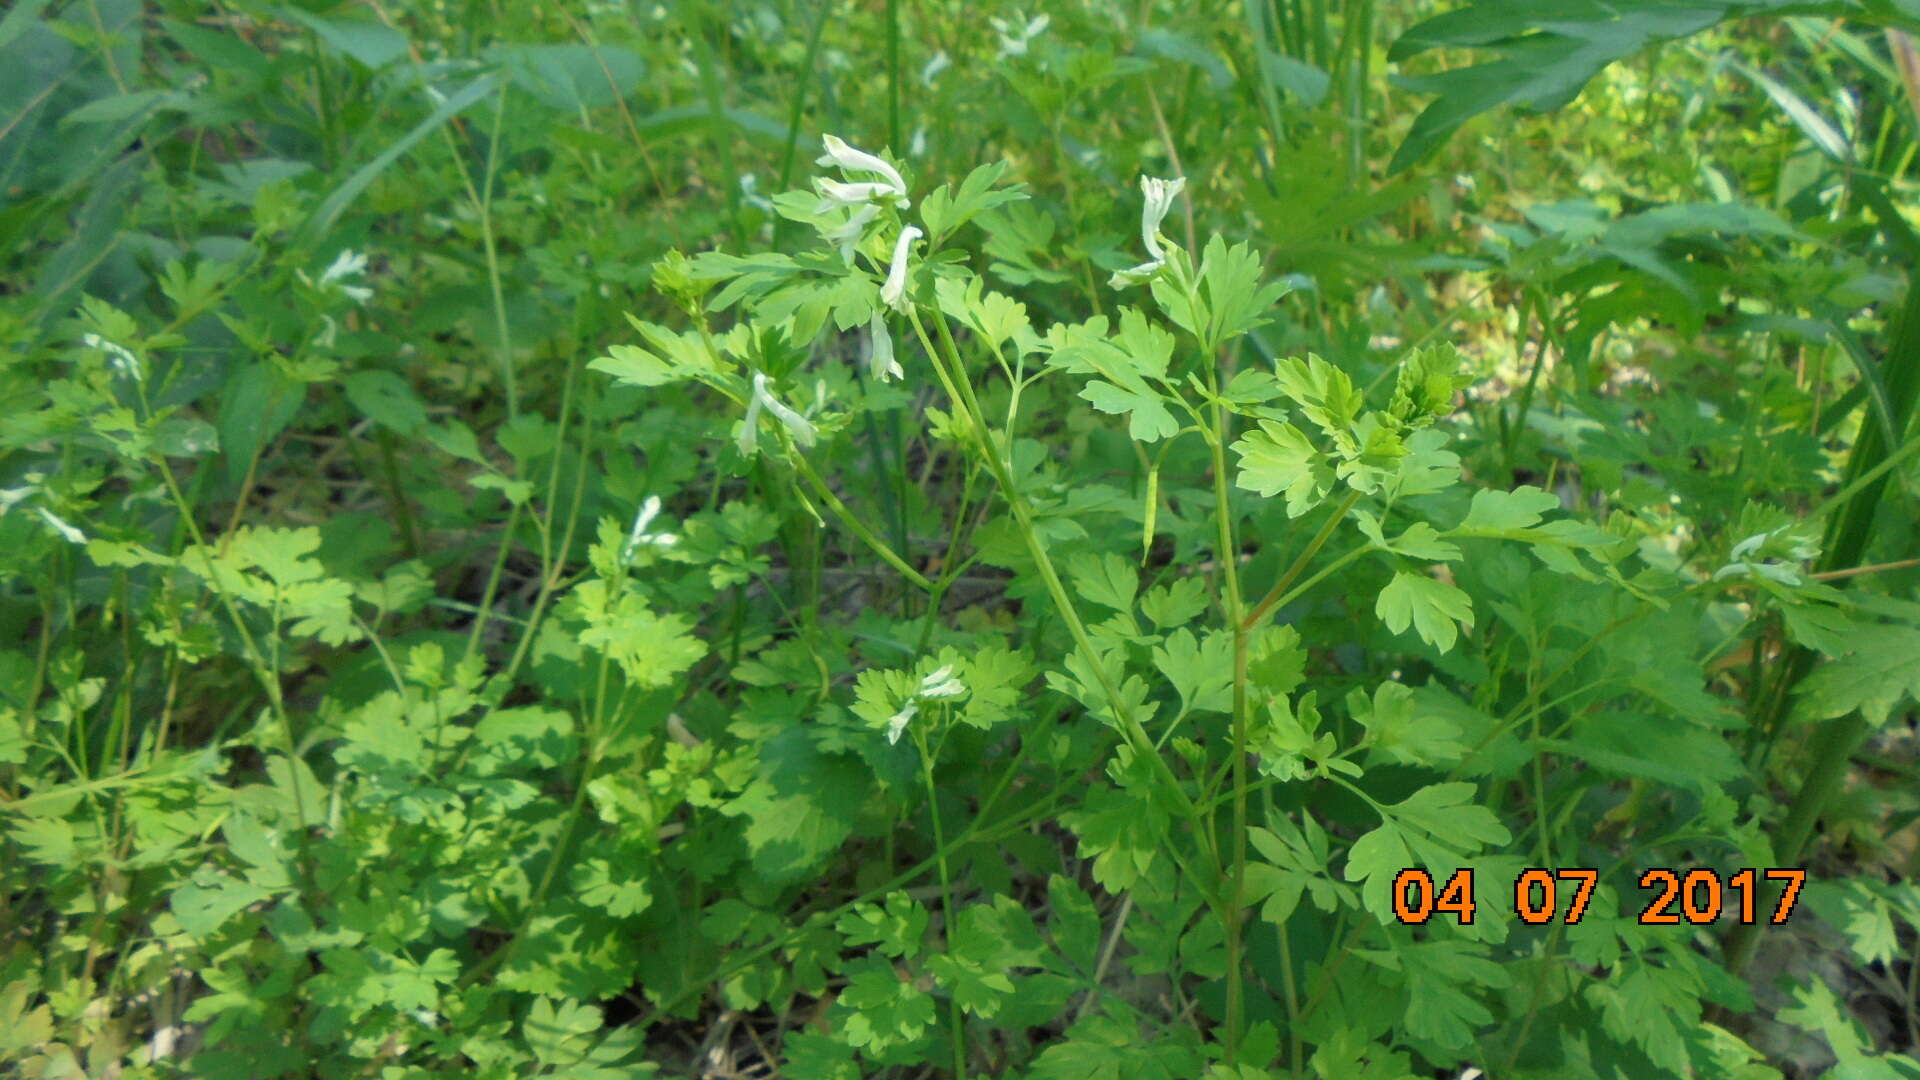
[37,508,85,545]
[1109,175,1186,288]
[823,202,882,261]
[751,371,817,448]
[316,249,374,304]
[1139,175,1184,260]
[816,135,908,205]
[881,226,923,312]
[738,379,765,455]
[815,178,906,212]
[993,14,1050,60]
[623,495,680,561]
[917,664,966,698]
[885,701,919,745]
[921,51,950,87]
[868,310,904,382]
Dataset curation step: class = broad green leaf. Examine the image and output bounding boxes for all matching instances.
[1398,940,1511,1049]
[1152,627,1234,715]
[1387,782,1511,852]
[725,731,867,882]
[1796,627,1920,726]
[1376,571,1474,653]
[1456,486,1561,532]
[1342,819,1413,921]
[1080,380,1179,441]
[1349,681,1465,767]
[1068,551,1139,613]
[1232,418,1333,517]
[1139,576,1210,629]
[1387,5,1726,173]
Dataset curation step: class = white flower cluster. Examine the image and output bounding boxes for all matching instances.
[885,664,968,745]
[815,134,922,383]
[991,13,1050,60]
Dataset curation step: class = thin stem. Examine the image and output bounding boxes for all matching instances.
[917,726,966,1078]
[787,448,933,591]
[1241,488,1365,633]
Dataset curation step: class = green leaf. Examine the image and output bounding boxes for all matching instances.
[1046,874,1103,974]
[1386,5,1726,173]
[1080,380,1180,442]
[1397,940,1511,1049]
[838,955,935,1053]
[1388,782,1511,852]
[1456,485,1561,532]
[279,7,410,70]
[1197,235,1290,348]
[1068,551,1140,613]
[1139,576,1209,629]
[925,952,1015,1019]
[1376,571,1474,653]
[920,159,1026,240]
[1232,419,1334,517]
[837,892,929,959]
[1386,428,1462,498]
[725,731,868,882]
[1271,354,1362,441]
[1354,511,1460,561]
[1796,627,1920,726]
[1388,342,1471,427]
[172,869,275,937]
[1350,681,1465,767]
[342,370,428,435]
[1152,628,1235,715]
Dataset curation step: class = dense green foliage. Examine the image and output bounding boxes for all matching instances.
[3,1,1919,1076]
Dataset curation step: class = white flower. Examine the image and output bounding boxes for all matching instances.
[885,701,918,745]
[82,333,143,382]
[909,125,928,158]
[868,310,903,382]
[881,225,923,312]
[304,249,373,303]
[740,372,817,456]
[917,664,966,698]
[815,178,907,212]
[739,172,773,211]
[884,663,969,744]
[920,51,950,86]
[623,495,680,561]
[992,13,1050,59]
[1109,175,1185,288]
[824,203,883,262]
[816,135,908,206]
[37,508,85,545]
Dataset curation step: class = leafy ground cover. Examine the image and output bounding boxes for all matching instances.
[3,1,1919,1077]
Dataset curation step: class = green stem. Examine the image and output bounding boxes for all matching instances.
[911,306,1209,833]
[1205,380,1250,1065]
[1241,488,1364,633]
[788,448,933,591]
[918,727,966,1078]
